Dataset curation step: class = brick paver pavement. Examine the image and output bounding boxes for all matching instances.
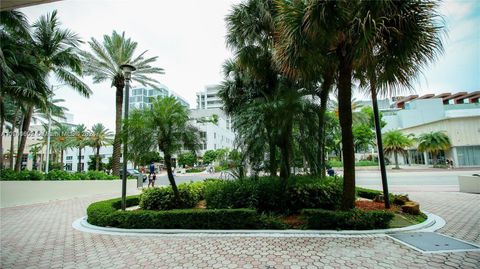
[1,192,479,269]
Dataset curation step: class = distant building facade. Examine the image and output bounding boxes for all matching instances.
[196,85,223,109]
[129,84,190,109]
[190,108,235,155]
[382,92,480,167]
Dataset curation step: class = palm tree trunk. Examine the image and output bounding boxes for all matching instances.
[394,151,399,169]
[268,133,277,177]
[0,97,4,170]
[111,85,124,176]
[77,147,82,172]
[337,49,356,210]
[60,149,64,171]
[14,107,33,172]
[95,146,100,171]
[317,70,334,177]
[164,153,180,201]
[9,108,20,169]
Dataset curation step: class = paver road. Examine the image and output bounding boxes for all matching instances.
[1,191,479,268]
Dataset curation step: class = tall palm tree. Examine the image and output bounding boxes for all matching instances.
[274,0,445,209]
[417,131,451,165]
[0,10,49,170]
[82,31,164,176]
[128,96,200,200]
[89,123,114,171]
[72,124,88,172]
[383,131,414,169]
[14,10,91,172]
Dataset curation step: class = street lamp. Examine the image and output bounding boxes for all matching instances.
[120,64,136,210]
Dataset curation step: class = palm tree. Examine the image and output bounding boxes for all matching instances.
[50,123,73,171]
[274,0,445,209]
[89,123,113,171]
[417,131,451,165]
[0,10,49,170]
[72,124,88,172]
[82,31,164,176]
[383,131,413,169]
[128,96,200,200]
[14,10,91,172]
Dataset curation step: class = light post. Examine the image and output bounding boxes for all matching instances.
[120,64,136,210]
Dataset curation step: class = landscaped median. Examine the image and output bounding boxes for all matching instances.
[85,176,428,231]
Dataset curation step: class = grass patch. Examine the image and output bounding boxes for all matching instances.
[390,212,427,228]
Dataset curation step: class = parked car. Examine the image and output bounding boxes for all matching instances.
[119,169,148,182]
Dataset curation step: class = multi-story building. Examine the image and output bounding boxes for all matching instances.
[382,91,480,167]
[129,83,190,109]
[189,108,235,154]
[196,85,223,109]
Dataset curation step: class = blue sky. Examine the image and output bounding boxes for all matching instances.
[20,0,480,129]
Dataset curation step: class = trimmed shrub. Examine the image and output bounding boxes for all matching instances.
[87,195,140,227]
[258,214,288,229]
[0,169,45,181]
[356,187,394,202]
[301,209,394,230]
[45,169,71,180]
[87,196,272,229]
[204,176,343,213]
[186,168,204,173]
[139,182,205,210]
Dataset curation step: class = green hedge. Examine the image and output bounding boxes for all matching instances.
[1,169,117,181]
[301,209,394,230]
[139,182,205,210]
[87,196,279,229]
[1,169,45,181]
[356,187,394,202]
[204,176,343,213]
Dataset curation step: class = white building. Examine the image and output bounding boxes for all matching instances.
[129,84,190,109]
[190,108,235,155]
[382,92,480,167]
[196,85,223,109]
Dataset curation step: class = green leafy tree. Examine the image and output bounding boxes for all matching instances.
[360,107,386,129]
[127,96,200,200]
[202,150,217,165]
[178,152,196,167]
[417,131,451,165]
[383,130,413,169]
[352,124,375,153]
[138,151,162,166]
[89,123,113,171]
[82,31,164,176]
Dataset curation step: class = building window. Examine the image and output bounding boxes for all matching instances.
[214,144,216,149]
[407,149,425,165]
[457,146,480,166]
[66,156,73,160]
[65,163,72,171]
[214,132,216,139]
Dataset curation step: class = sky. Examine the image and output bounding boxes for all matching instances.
[20,0,480,130]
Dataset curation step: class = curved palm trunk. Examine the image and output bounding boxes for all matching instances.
[9,110,19,169]
[338,50,356,210]
[111,86,124,176]
[95,146,100,171]
[164,153,180,201]
[15,107,33,172]
[317,75,333,177]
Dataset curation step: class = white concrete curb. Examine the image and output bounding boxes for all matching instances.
[72,211,445,238]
